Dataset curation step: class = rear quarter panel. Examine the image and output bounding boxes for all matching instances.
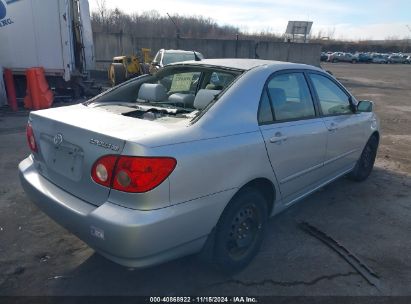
[153,131,279,207]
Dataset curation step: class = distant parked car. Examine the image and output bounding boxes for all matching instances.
[355,53,372,63]
[405,56,411,64]
[320,52,328,62]
[149,49,204,74]
[388,54,407,64]
[372,54,388,64]
[328,52,357,63]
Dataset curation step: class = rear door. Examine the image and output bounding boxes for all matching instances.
[259,71,328,203]
[307,72,365,176]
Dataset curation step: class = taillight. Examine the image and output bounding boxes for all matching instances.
[26,122,37,152]
[91,155,118,187]
[91,156,176,193]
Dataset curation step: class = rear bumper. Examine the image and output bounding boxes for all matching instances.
[19,156,233,268]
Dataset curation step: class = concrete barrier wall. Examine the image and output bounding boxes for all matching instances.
[93,32,321,70]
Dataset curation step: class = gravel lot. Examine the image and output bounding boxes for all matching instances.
[0,63,410,297]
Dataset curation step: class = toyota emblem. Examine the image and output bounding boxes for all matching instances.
[53,133,63,146]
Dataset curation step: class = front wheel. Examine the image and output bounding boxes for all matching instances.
[213,188,268,273]
[348,135,378,182]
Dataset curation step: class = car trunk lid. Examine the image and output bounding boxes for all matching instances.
[29,104,174,206]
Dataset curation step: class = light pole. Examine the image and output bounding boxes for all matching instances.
[167,13,181,49]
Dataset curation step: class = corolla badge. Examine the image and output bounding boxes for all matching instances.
[90,138,120,151]
[53,133,63,146]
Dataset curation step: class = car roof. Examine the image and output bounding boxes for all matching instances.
[167,58,317,71]
[162,49,198,54]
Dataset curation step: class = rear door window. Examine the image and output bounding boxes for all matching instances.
[265,72,316,121]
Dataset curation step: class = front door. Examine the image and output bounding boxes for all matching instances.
[308,73,365,175]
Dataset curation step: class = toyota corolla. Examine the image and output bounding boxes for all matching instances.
[19,59,380,272]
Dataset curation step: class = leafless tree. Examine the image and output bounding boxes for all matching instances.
[91,8,242,39]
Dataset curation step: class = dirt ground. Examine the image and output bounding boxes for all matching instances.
[0,63,410,297]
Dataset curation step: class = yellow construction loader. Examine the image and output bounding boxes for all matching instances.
[108,48,152,86]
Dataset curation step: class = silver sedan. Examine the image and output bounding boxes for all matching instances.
[19,59,380,272]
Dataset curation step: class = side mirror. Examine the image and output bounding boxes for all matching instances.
[357,100,373,112]
[152,61,159,67]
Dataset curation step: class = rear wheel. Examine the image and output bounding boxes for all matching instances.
[109,63,126,86]
[213,188,268,273]
[348,135,378,182]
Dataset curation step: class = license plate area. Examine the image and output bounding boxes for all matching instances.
[40,134,84,181]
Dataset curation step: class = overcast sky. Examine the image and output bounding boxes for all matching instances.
[89,0,411,40]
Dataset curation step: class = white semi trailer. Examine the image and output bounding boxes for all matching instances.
[0,0,96,100]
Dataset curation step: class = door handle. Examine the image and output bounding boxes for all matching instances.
[270,132,288,144]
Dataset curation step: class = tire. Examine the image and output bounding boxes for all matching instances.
[213,188,268,273]
[348,135,378,182]
[333,59,338,63]
[109,63,126,86]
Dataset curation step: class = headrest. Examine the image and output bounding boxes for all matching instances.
[138,83,167,102]
[193,89,221,110]
[168,93,195,108]
[269,88,286,106]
